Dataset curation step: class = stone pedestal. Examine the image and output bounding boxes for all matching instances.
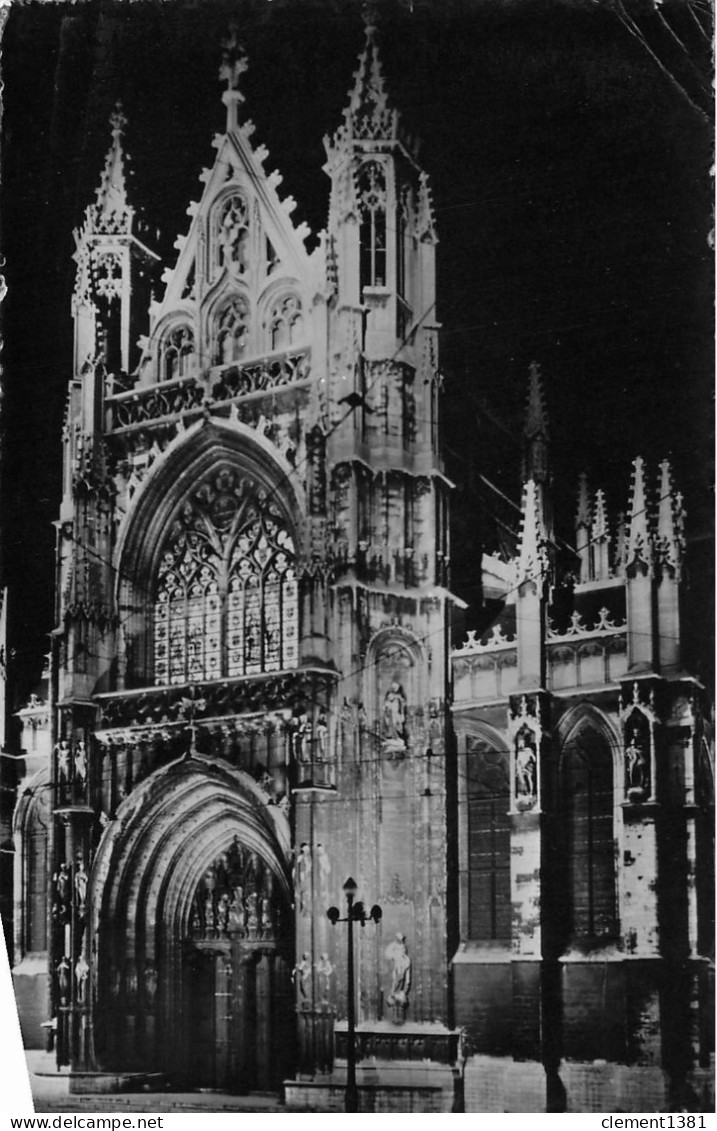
[285,1020,462,1112]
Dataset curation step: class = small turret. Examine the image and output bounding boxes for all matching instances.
[72,104,159,380]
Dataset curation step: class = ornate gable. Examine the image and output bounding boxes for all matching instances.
[139,31,320,385]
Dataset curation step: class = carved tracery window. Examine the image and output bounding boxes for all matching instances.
[269,294,303,352]
[216,193,249,275]
[153,466,298,686]
[215,299,248,365]
[162,325,195,382]
[358,162,387,290]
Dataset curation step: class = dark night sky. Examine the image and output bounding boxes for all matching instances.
[0,0,713,708]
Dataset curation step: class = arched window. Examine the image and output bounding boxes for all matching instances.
[153,466,298,686]
[465,735,511,941]
[358,161,387,290]
[16,781,50,955]
[560,727,617,943]
[215,299,248,365]
[215,193,249,275]
[162,326,195,382]
[268,295,303,352]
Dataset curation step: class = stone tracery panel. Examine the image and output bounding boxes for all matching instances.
[153,465,298,685]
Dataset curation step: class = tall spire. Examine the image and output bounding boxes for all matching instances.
[91,103,132,234]
[325,4,414,163]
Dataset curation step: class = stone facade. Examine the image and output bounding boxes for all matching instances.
[15,18,459,1107]
[9,18,714,1115]
[451,372,714,1112]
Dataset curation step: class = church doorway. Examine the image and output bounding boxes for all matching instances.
[180,837,294,1093]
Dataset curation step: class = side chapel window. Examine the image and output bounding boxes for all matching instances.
[560,728,617,942]
[465,736,511,941]
[162,325,195,382]
[358,161,387,291]
[269,295,303,352]
[153,467,298,686]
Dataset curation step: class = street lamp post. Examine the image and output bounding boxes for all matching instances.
[327,877,382,1113]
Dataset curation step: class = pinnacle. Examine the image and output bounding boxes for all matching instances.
[592,487,608,538]
[656,458,685,565]
[625,456,653,571]
[91,103,132,234]
[219,23,248,134]
[517,478,549,582]
[524,360,548,439]
[576,472,591,526]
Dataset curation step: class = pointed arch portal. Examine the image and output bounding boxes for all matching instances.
[89,758,294,1091]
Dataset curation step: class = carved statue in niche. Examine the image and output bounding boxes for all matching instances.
[144,963,158,1006]
[56,956,71,1005]
[74,860,88,917]
[376,638,415,758]
[293,842,312,915]
[624,716,650,801]
[246,890,259,937]
[315,843,331,901]
[260,892,273,938]
[56,741,70,782]
[216,892,230,935]
[229,886,246,935]
[315,953,334,1001]
[53,862,72,919]
[315,713,329,761]
[515,726,537,807]
[382,681,408,756]
[218,196,248,273]
[385,933,411,1022]
[290,713,313,765]
[75,954,90,1004]
[204,891,216,937]
[74,740,87,785]
[292,953,311,1003]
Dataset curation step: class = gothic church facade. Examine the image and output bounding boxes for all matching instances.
[9,20,713,1114]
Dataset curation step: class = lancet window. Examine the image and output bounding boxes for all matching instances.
[161,325,195,382]
[268,294,303,352]
[153,466,298,686]
[216,193,249,275]
[358,161,387,290]
[559,728,617,942]
[465,736,511,942]
[215,299,248,365]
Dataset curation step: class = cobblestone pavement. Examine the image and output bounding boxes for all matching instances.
[26,1052,288,1114]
